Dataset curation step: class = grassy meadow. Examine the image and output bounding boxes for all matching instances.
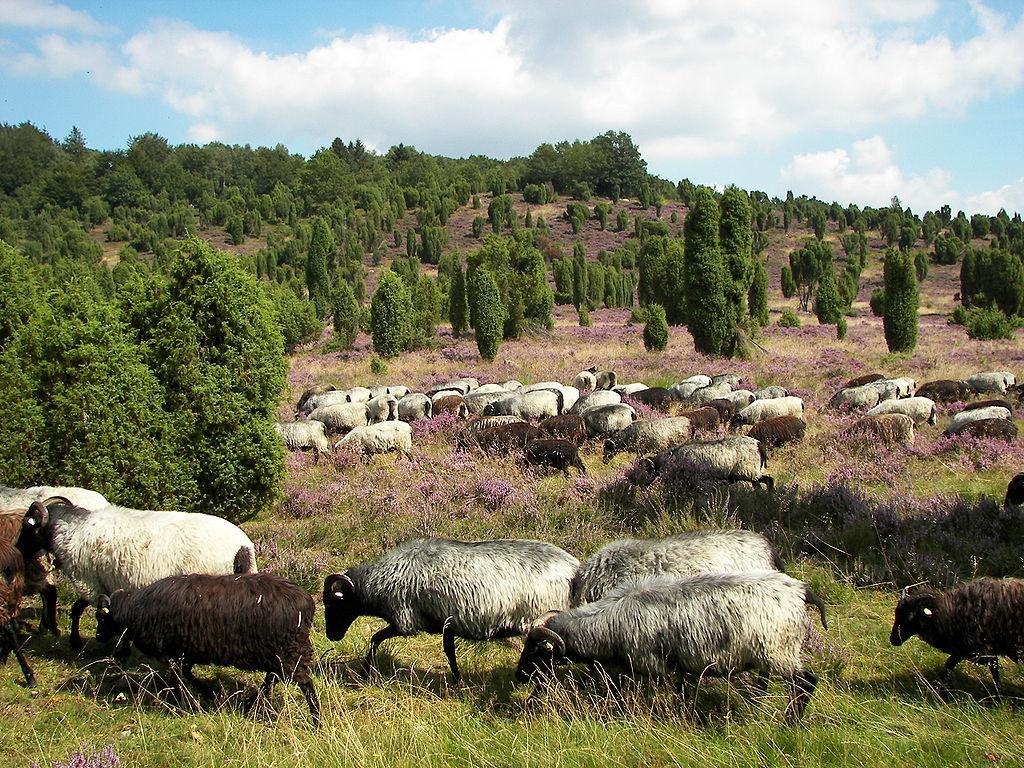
[3,208,1024,767]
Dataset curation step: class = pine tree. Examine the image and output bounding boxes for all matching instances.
[470,269,504,361]
[882,249,919,353]
[332,280,359,350]
[683,188,730,356]
[370,271,412,358]
[719,185,754,331]
[813,251,841,325]
[448,264,468,337]
[748,259,769,327]
[306,216,335,317]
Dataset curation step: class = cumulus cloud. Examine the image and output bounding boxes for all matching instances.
[966,178,1024,216]
[5,33,142,92]
[0,0,112,35]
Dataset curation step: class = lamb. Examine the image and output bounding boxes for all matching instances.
[704,399,736,425]
[944,406,1012,435]
[0,542,35,686]
[678,406,721,433]
[398,393,433,421]
[569,390,621,415]
[274,421,332,463]
[366,395,399,424]
[95,573,319,723]
[307,402,369,434]
[734,396,804,427]
[570,529,785,605]
[916,380,972,404]
[602,417,693,462]
[890,578,1024,693]
[642,436,772,491]
[864,397,937,426]
[581,403,637,438]
[595,370,618,390]
[1006,474,1024,508]
[524,439,588,477]
[19,496,258,651]
[966,371,1016,395]
[846,413,916,447]
[334,421,413,460]
[322,538,579,681]
[537,414,588,446]
[947,418,1018,442]
[828,384,882,411]
[843,373,884,389]
[432,395,469,419]
[573,367,598,391]
[517,572,826,721]
[473,422,541,454]
[483,390,563,421]
[747,416,806,450]
[625,387,675,412]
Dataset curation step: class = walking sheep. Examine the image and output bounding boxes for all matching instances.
[19,497,258,651]
[626,387,676,412]
[308,402,369,434]
[602,417,693,462]
[642,436,772,491]
[828,384,882,411]
[595,370,618,390]
[274,421,332,463]
[322,538,579,681]
[864,397,937,426]
[570,529,785,605]
[483,390,563,421]
[432,395,469,419]
[581,403,637,438]
[366,395,399,424]
[517,572,826,722]
[0,542,34,686]
[524,439,588,477]
[95,573,319,723]
[843,373,884,389]
[890,578,1024,693]
[734,397,804,427]
[335,421,413,460]
[845,413,915,447]
[746,416,806,450]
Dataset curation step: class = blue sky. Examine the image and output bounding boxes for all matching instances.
[2,0,1023,215]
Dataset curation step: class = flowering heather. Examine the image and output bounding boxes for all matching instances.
[33,745,120,768]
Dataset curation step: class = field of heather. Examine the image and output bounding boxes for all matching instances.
[4,222,1024,768]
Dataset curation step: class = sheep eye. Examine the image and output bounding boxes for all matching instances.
[333,591,344,599]
[540,641,553,652]
[922,607,932,617]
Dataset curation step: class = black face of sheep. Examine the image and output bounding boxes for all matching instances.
[322,573,362,641]
[889,592,938,646]
[94,593,130,654]
[1006,474,1024,508]
[515,625,567,684]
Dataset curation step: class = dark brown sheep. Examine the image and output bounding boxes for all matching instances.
[537,414,588,446]
[705,398,737,424]
[747,416,806,451]
[679,406,721,433]
[0,541,34,687]
[843,373,884,389]
[627,387,676,412]
[0,508,57,636]
[890,578,1024,692]
[916,380,972,404]
[95,573,319,723]
[474,423,542,454]
[1006,473,1024,508]
[846,413,915,446]
[524,439,588,477]
[948,418,1018,441]
[432,395,469,419]
[961,398,1014,413]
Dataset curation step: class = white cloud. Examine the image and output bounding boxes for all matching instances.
[966,178,1024,216]
[187,122,221,144]
[0,0,112,35]
[5,33,142,92]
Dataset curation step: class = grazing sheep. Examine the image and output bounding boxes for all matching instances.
[95,573,319,723]
[369,384,410,400]
[846,413,916,447]
[501,380,524,392]
[712,373,743,388]
[517,572,826,722]
[344,386,372,403]
[0,542,34,686]
[322,538,579,681]
[890,578,1024,693]
[864,397,937,426]
[843,373,884,389]
[1008,384,1024,405]
[432,395,469,419]
[524,381,565,393]
[537,414,588,446]
[366,395,399,423]
[473,422,542,454]
[603,417,693,462]
[680,374,712,387]
[463,415,526,437]
[573,367,598,391]
[722,389,756,409]
[430,389,464,402]
[669,381,706,402]
[473,383,512,395]
[679,406,721,433]
[524,439,588,477]
[962,398,1014,413]
[428,379,478,397]
[704,399,736,425]
[569,390,622,415]
[335,421,413,460]
[747,416,806,450]
[917,380,972,404]
[613,383,650,396]
[966,371,1016,395]
[734,396,804,427]
[864,380,900,402]
[947,418,1018,442]
[308,402,370,434]
[398,393,433,422]
[465,389,511,415]
[692,382,734,406]
[298,388,349,414]
[595,370,618,390]
[643,436,772,491]
[1005,474,1024,508]
[274,421,332,462]
[873,378,916,398]
[19,497,258,651]
[571,529,784,605]
[753,386,788,400]
[828,384,882,411]
[944,406,1012,435]
[484,390,563,421]
[581,403,637,438]
[626,387,675,412]
[296,385,336,413]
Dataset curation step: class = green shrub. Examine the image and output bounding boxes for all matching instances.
[265,282,321,351]
[331,281,360,350]
[870,288,885,317]
[370,271,412,358]
[470,269,504,361]
[369,354,388,376]
[837,315,848,340]
[781,265,796,298]
[577,306,591,327]
[914,250,928,282]
[643,304,669,351]
[629,305,651,325]
[748,260,769,327]
[448,264,469,337]
[963,306,1021,340]
[882,248,919,353]
[778,309,801,328]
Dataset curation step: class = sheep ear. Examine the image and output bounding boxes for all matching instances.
[98,595,111,614]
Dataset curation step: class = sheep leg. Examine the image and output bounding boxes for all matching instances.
[442,617,460,682]
[69,598,91,651]
[296,674,321,726]
[784,668,817,723]
[940,653,966,682]
[3,621,35,688]
[362,624,401,675]
[987,658,1002,697]
[40,583,60,636]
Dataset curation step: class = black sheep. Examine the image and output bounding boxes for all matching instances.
[679,406,721,433]
[474,422,542,454]
[747,415,807,450]
[524,438,587,477]
[890,578,1024,692]
[1006,473,1024,508]
[626,387,675,412]
[537,414,588,446]
[952,419,1018,442]
[0,542,34,687]
[961,398,1014,413]
[95,573,320,723]
[705,398,736,424]
[843,372,884,389]
[916,379,972,404]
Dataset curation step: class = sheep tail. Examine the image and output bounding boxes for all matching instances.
[770,544,786,573]
[804,588,827,630]
[234,546,256,574]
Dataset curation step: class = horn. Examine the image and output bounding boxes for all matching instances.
[40,495,73,509]
[531,610,561,629]
[899,586,910,602]
[527,624,566,656]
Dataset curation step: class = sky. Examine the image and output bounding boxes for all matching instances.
[1,0,1023,216]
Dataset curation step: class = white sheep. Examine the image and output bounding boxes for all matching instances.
[573,369,597,391]
[581,403,637,438]
[945,406,1012,435]
[722,389,756,409]
[735,396,804,426]
[274,420,332,461]
[366,395,399,424]
[613,383,649,396]
[484,390,562,421]
[753,386,788,400]
[602,417,692,462]
[828,384,882,411]
[465,389,511,415]
[335,421,413,460]
[570,390,622,414]
[398,393,433,421]
[966,371,1016,395]
[308,402,370,434]
[865,396,937,426]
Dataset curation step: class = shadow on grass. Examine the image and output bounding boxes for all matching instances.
[844,664,1024,710]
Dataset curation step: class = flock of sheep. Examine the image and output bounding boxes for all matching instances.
[0,366,1021,728]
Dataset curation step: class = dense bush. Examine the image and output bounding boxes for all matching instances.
[643,303,669,351]
[683,188,730,356]
[748,259,769,327]
[448,264,468,337]
[882,248,919,353]
[265,282,321,351]
[778,309,801,327]
[370,271,412,358]
[959,306,1021,340]
[331,280,360,350]
[869,288,885,317]
[780,265,796,299]
[469,268,504,361]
